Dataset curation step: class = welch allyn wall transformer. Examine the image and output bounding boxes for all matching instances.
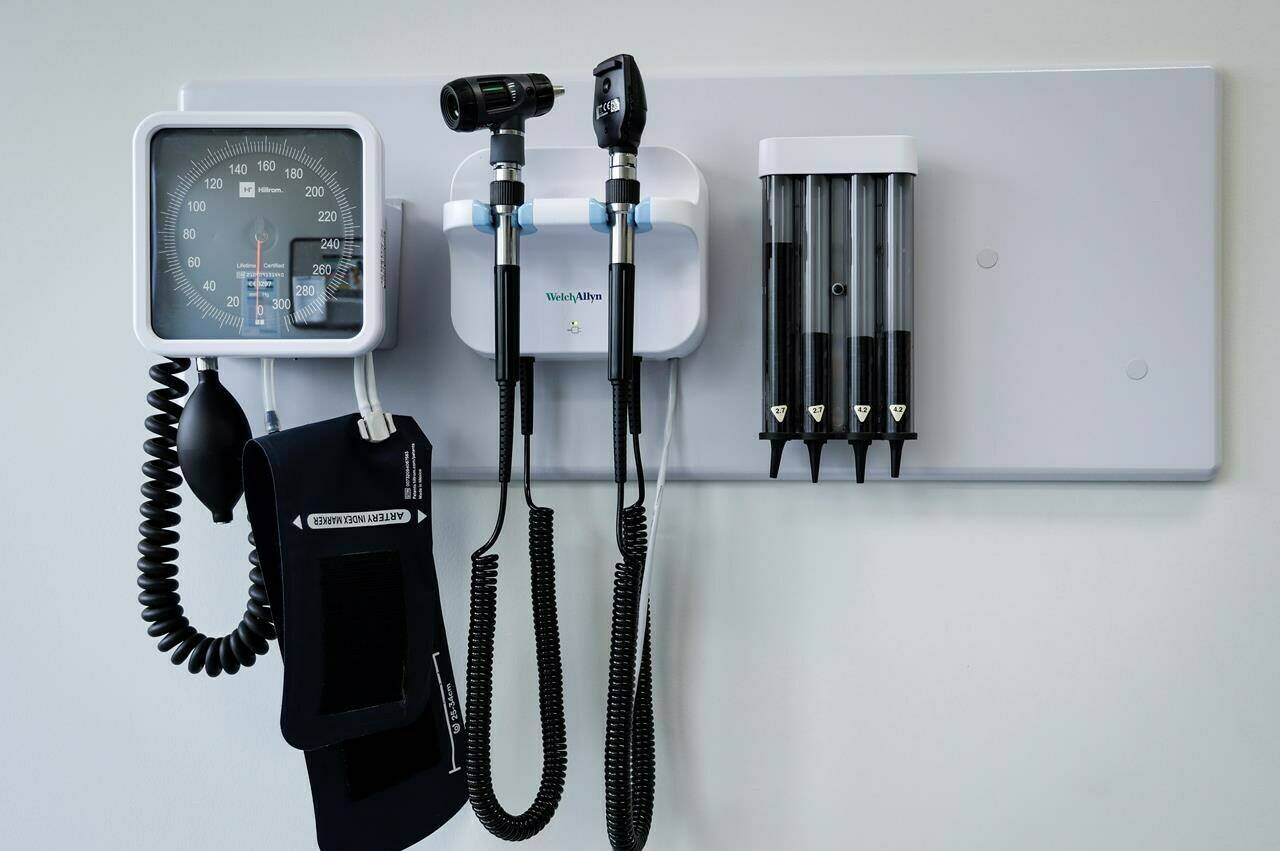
[759,136,918,482]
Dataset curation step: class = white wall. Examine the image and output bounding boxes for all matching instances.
[2,1,1278,849]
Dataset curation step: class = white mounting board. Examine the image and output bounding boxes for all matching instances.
[182,66,1219,481]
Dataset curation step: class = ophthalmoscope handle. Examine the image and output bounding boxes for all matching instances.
[608,262,636,384]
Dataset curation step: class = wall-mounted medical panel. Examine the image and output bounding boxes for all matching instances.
[184,66,1219,480]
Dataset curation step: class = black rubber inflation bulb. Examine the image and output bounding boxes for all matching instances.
[176,367,252,523]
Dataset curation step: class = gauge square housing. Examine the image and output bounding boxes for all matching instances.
[133,111,384,357]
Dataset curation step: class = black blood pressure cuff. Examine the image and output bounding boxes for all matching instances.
[302,612,468,851]
[243,413,467,850]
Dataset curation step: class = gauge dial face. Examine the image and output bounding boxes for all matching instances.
[149,128,365,340]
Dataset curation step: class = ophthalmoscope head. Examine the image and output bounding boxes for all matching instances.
[592,54,647,154]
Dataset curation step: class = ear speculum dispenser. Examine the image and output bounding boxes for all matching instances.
[759,136,918,481]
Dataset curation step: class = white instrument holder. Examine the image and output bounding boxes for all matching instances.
[443,145,707,361]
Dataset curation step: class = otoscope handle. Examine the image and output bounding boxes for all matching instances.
[494,264,521,384]
[608,262,636,383]
[609,262,636,486]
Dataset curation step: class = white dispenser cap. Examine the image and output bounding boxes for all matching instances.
[758,135,918,177]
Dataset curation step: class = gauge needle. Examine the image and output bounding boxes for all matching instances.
[254,237,264,324]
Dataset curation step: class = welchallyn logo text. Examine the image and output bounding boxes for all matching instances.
[545,291,603,304]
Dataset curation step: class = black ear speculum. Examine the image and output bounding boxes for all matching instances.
[593,54,647,154]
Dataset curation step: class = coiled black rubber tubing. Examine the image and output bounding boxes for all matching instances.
[605,377,657,851]
[137,359,275,676]
[465,377,567,840]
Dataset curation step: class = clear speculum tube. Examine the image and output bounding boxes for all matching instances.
[846,173,877,481]
[879,173,915,477]
[828,176,850,439]
[761,175,800,477]
[800,175,832,482]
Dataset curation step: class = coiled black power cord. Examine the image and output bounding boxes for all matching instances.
[605,360,657,851]
[466,359,567,840]
[137,358,276,676]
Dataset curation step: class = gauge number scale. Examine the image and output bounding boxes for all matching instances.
[148,126,368,343]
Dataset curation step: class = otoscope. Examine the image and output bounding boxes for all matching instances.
[594,54,657,851]
[439,73,568,841]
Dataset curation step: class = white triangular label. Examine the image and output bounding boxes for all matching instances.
[890,404,907,422]
[293,515,303,529]
[770,405,787,423]
[808,404,826,423]
[854,404,871,423]
[417,510,429,524]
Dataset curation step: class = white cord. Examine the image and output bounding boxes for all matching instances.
[353,356,373,420]
[260,358,280,433]
[364,352,384,415]
[354,352,394,442]
[635,358,679,691]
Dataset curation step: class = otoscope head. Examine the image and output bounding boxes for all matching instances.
[592,54,647,154]
[439,74,561,134]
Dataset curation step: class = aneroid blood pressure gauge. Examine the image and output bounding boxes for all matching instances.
[133,112,385,357]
